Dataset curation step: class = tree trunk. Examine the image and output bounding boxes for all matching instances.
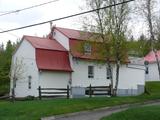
[114,61,120,96]
[147,0,160,80]
[107,62,114,95]
[153,49,160,80]
[12,88,15,102]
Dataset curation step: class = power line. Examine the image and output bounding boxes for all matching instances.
[0,0,135,34]
[0,28,20,38]
[0,0,59,17]
[0,11,13,13]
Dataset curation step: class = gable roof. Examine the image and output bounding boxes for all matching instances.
[23,35,72,72]
[144,50,160,63]
[23,35,67,51]
[55,27,94,40]
[54,27,129,63]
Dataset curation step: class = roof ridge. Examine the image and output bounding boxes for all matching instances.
[55,27,95,40]
[23,35,67,51]
[23,35,51,40]
[56,27,86,33]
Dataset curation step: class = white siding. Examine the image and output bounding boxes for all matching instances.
[145,63,160,81]
[10,39,39,97]
[115,65,145,89]
[53,29,70,50]
[72,59,110,87]
[72,59,145,90]
[39,71,70,88]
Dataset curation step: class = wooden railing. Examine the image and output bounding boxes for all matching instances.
[86,84,112,98]
[38,85,70,100]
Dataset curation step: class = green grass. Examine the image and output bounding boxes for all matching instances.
[0,81,160,120]
[145,81,160,96]
[101,81,160,120]
[101,105,160,120]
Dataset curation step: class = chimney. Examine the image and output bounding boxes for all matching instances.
[49,22,56,40]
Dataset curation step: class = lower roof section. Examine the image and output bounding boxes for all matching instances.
[36,49,72,72]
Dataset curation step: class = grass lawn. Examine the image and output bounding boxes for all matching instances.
[0,81,160,120]
[101,105,160,120]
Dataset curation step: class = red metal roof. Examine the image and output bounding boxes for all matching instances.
[144,50,160,63]
[23,35,67,51]
[23,35,72,72]
[55,27,94,40]
[36,49,72,72]
[52,27,129,63]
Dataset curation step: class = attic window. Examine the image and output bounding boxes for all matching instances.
[84,43,91,55]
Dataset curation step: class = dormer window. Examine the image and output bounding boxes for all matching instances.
[84,43,91,55]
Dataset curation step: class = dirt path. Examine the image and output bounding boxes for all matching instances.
[41,100,160,120]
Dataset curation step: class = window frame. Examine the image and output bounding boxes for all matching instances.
[106,67,112,79]
[84,43,91,55]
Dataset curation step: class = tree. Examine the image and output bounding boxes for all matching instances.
[0,40,19,96]
[0,41,17,96]
[154,16,160,50]
[10,58,26,100]
[137,0,160,79]
[127,34,150,57]
[138,34,151,56]
[82,0,130,95]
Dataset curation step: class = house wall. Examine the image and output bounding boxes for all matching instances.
[71,59,110,87]
[115,65,145,96]
[10,39,39,97]
[39,71,70,88]
[53,29,70,50]
[145,63,159,81]
[39,71,70,97]
[71,59,145,96]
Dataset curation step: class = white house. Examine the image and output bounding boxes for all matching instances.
[144,50,160,81]
[10,27,145,98]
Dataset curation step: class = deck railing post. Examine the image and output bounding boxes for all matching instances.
[109,84,112,96]
[38,86,41,100]
[89,84,92,98]
[67,85,70,99]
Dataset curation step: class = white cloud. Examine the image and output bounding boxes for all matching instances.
[0,0,85,45]
[0,0,159,45]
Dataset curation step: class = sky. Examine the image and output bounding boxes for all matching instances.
[0,0,159,46]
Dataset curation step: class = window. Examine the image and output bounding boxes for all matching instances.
[106,67,112,79]
[84,43,91,55]
[28,76,32,89]
[88,66,94,78]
